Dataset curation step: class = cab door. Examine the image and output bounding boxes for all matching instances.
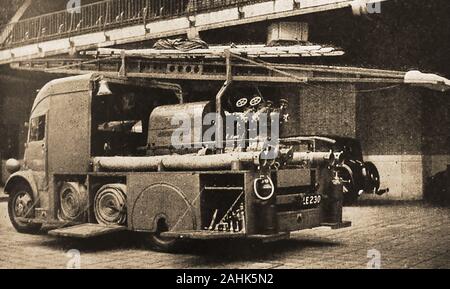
[24,114,47,175]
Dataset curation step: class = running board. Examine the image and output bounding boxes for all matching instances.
[48,223,126,238]
[160,231,289,242]
[161,230,246,240]
[321,221,352,229]
[15,217,77,227]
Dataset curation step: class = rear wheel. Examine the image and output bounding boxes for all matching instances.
[7,183,41,234]
[364,162,380,194]
[339,166,359,205]
[147,218,180,253]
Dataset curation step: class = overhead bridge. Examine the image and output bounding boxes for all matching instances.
[0,0,387,65]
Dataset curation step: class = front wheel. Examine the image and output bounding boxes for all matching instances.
[146,219,180,253]
[7,184,42,234]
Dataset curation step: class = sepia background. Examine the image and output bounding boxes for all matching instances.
[0,0,448,269]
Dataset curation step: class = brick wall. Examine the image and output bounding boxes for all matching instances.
[281,84,357,137]
[421,91,450,155]
[355,85,450,156]
[356,86,424,156]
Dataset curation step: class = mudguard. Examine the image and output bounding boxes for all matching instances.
[4,170,39,201]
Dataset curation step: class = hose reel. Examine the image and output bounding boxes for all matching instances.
[59,182,88,222]
[94,184,127,226]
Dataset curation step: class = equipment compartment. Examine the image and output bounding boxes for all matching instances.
[200,173,246,233]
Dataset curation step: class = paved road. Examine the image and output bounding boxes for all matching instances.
[0,190,7,202]
[0,201,449,269]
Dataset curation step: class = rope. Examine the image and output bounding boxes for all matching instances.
[302,82,402,93]
[231,53,403,93]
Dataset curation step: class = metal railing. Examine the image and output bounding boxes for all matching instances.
[0,0,268,49]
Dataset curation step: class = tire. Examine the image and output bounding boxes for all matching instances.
[339,166,359,205]
[7,183,42,234]
[146,219,180,253]
[364,162,381,194]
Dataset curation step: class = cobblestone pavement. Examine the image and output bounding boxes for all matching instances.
[0,200,449,269]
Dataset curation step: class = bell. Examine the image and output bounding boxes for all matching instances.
[97,80,112,96]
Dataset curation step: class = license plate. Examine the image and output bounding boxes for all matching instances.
[302,194,322,206]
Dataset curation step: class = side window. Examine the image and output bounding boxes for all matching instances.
[29,115,46,142]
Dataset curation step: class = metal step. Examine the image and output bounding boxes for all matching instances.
[48,223,127,238]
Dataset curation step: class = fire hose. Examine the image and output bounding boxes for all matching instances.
[59,182,88,222]
[94,184,127,226]
[92,151,338,172]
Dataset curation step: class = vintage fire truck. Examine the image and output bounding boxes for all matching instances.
[5,38,450,251]
[4,73,350,252]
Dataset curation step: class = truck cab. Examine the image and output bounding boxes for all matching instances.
[5,73,182,233]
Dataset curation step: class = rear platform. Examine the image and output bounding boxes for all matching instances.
[48,224,126,238]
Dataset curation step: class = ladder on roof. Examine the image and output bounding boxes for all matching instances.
[9,44,450,91]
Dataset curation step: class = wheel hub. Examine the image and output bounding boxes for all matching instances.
[14,193,32,218]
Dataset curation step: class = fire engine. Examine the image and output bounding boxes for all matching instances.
[5,37,450,251]
[4,73,350,252]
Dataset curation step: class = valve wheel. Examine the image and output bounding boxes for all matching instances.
[235,97,248,108]
[249,96,262,107]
